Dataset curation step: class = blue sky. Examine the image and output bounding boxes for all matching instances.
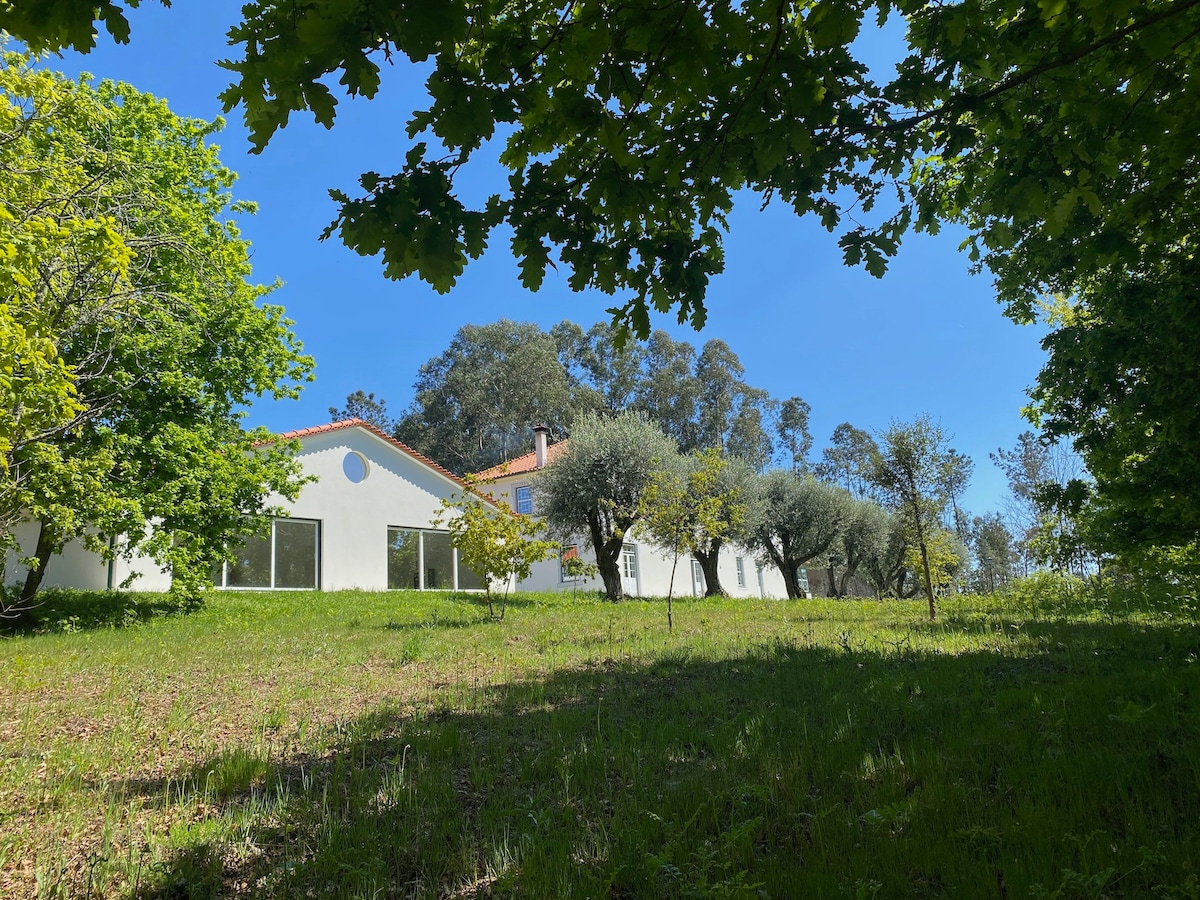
[36,1,1049,517]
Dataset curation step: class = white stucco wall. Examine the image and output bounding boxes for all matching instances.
[278,427,467,591]
[3,424,473,594]
[5,523,190,593]
[4,521,111,591]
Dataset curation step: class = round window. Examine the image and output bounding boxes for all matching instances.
[342,450,369,484]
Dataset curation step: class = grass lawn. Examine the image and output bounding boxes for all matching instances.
[1,584,1198,898]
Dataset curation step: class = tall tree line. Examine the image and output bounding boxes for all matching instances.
[337,319,805,476]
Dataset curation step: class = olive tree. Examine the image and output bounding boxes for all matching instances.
[745,471,852,600]
[535,411,677,602]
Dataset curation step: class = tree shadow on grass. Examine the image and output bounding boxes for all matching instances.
[112,617,1200,899]
[1,588,189,636]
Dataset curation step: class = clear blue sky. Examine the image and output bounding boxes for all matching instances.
[35,1,1049,517]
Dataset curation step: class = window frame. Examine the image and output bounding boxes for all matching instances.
[560,544,582,583]
[214,517,321,591]
[621,544,638,580]
[386,526,486,592]
[514,485,533,515]
[736,556,746,588]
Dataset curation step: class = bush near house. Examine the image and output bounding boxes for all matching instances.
[1,584,1198,898]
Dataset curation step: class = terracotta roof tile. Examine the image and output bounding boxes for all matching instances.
[473,440,569,481]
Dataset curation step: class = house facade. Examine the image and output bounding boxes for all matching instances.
[4,420,489,594]
[6,420,792,599]
[474,426,790,599]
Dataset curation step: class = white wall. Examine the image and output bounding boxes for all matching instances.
[3,425,470,594]
[5,523,188,593]
[514,529,789,599]
[484,470,790,599]
[280,427,465,591]
[4,521,111,591]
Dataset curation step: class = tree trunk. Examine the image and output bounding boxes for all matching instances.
[12,520,56,626]
[666,553,677,632]
[595,541,624,602]
[826,564,840,598]
[763,542,802,599]
[694,547,727,597]
[916,531,936,619]
[587,510,625,602]
[837,565,858,599]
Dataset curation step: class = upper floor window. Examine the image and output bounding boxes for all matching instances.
[514,485,533,515]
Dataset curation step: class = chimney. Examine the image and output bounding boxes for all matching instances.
[533,424,550,469]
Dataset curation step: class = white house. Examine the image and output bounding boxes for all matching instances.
[4,420,491,594]
[473,426,789,599]
[5,419,791,598]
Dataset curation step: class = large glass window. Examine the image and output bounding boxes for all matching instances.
[227,533,272,588]
[387,527,486,591]
[217,519,320,590]
[457,560,486,591]
[514,485,533,515]
[423,530,455,589]
[387,528,420,590]
[275,520,319,588]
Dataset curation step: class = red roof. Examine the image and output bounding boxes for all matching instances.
[257,419,474,494]
[473,440,569,481]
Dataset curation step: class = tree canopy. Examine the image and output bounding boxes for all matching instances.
[11,1,1193,328]
[870,416,965,618]
[385,318,786,474]
[10,0,1200,558]
[745,471,852,600]
[0,52,312,610]
[534,411,677,602]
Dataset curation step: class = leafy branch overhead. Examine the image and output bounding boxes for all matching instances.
[11,1,1195,337]
[9,1,1200,558]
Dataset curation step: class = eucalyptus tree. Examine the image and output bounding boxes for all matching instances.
[776,397,813,474]
[817,424,880,501]
[552,320,645,416]
[0,54,312,613]
[395,320,574,474]
[745,471,853,600]
[634,331,700,452]
[535,412,678,602]
[329,390,397,432]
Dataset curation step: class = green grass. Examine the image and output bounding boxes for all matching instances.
[1,585,1198,898]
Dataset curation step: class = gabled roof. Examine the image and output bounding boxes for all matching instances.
[260,418,476,495]
[473,440,569,481]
